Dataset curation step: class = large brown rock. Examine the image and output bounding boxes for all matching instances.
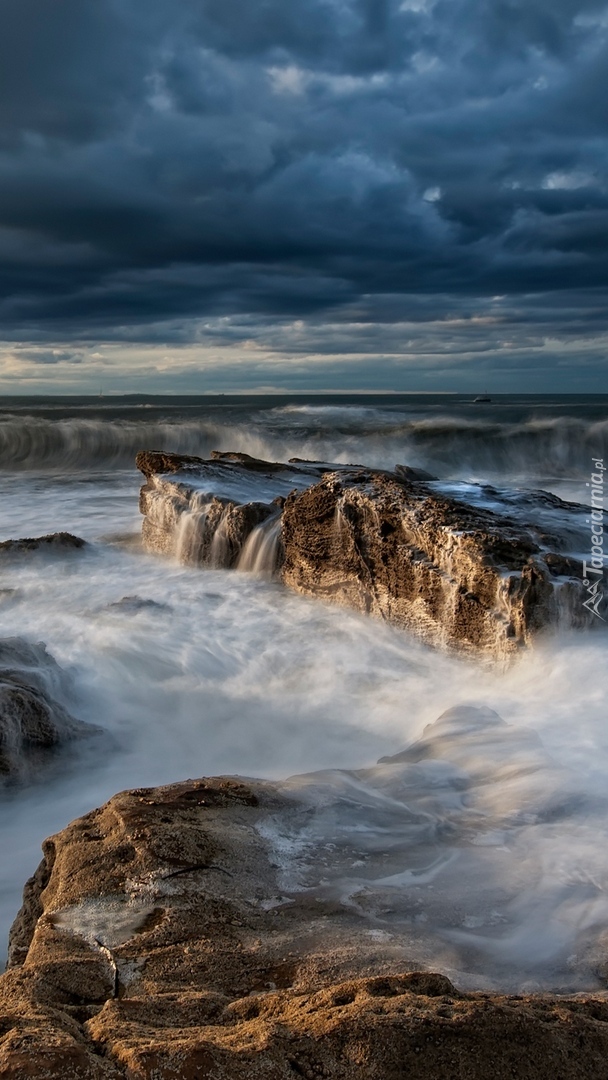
[280,469,588,655]
[2,774,608,1079]
[136,452,591,655]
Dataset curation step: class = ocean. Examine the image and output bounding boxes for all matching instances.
[1,392,607,993]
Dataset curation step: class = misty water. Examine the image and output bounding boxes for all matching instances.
[1,393,607,993]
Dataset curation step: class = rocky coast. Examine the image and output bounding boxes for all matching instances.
[2,752,608,1079]
[0,445,605,1078]
[137,449,591,656]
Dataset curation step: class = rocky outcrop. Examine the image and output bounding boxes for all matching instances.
[136,451,323,569]
[280,470,589,654]
[394,464,438,482]
[2,758,608,1079]
[136,451,591,655]
[0,639,98,780]
[0,533,86,556]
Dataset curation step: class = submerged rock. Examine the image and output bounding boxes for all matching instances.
[105,595,171,614]
[394,463,439,482]
[136,451,593,655]
[379,704,543,769]
[0,532,86,556]
[2,763,608,1078]
[0,638,98,780]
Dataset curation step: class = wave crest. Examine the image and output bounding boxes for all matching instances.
[0,411,606,479]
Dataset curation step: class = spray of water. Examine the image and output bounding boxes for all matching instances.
[0,527,607,989]
[1,407,607,482]
[0,399,606,990]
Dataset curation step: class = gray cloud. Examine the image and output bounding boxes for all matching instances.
[0,0,607,386]
[15,349,84,365]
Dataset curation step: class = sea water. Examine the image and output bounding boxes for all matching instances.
[0,393,607,991]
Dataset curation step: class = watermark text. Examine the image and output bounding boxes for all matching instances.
[582,458,606,620]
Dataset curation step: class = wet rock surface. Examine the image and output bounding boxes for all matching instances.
[0,639,98,780]
[136,451,591,656]
[280,469,589,654]
[0,532,86,557]
[1,758,608,1079]
[137,451,322,571]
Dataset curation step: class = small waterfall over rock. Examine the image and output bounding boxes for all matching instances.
[237,514,283,576]
[140,453,603,654]
[167,485,279,573]
[174,494,212,565]
[209,509,232,569]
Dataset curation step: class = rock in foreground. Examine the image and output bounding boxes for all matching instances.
[137,451,591,656]
[2,770,608,1079]
[3,708,608,1080]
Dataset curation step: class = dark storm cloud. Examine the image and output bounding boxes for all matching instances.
[15,349,83,365]
[0,0,607,379]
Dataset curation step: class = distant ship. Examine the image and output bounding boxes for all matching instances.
[473,393,492,403]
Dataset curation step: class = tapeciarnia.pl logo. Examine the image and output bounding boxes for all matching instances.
[582,457,606,620]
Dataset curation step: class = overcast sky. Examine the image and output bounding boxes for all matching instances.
[1,0,607,393]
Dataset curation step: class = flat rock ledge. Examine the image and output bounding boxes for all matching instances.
[136,450,591,657]
[2,775,608,1080]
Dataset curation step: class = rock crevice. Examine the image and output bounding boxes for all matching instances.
[1,768,608,1078]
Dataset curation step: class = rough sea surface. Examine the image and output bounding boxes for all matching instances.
[0,393,607,992]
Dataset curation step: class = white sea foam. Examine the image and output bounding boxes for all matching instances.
[1,404,607,487]
[0,516,607,989]
[0,400,606,990]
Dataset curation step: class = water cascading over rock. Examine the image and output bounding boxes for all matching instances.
[3,728,608,1078]
[136,450,595,656]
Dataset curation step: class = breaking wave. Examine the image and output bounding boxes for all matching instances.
[0,408,607,481]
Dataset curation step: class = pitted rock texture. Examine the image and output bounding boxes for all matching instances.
[2,775,608,1079]
[136,451,590,655]
[280,470,587,655]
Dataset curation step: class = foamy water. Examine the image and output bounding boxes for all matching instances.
[0,394,606,991]
[1,394,608,490]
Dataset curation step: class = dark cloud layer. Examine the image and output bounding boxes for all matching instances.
[0,0,607,386]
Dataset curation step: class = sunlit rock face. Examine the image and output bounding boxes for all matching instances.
[137,451,592,656]
[136,450,326,572]
[280,470,591,655]
[3,726,608,1079]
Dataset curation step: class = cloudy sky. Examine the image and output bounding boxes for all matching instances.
[1,0,607,393]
